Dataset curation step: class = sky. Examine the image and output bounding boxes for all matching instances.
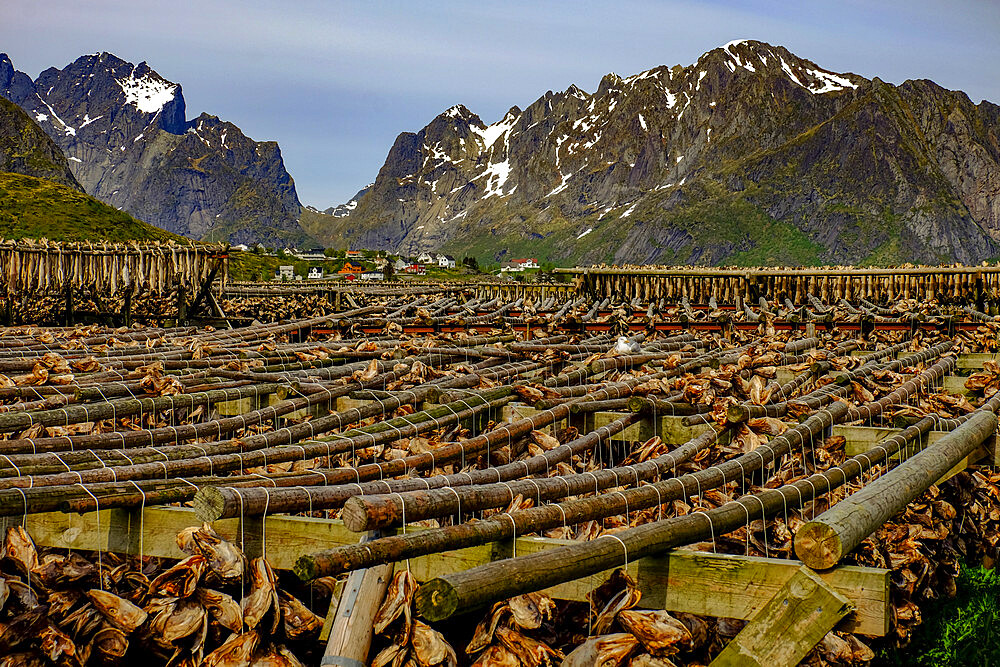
[3,1,999,207]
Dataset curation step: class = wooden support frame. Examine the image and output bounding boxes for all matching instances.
[956,353,999,370]
[503,402,716,445]
[834,423,999,484]
[709,566,853,667]
[1,505,890,636]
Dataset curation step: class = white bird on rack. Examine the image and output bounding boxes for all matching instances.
[614,336,641,355]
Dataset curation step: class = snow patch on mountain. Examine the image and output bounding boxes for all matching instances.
[116,70,176,114]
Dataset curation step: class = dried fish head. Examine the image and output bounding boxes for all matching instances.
[147,555,206,599]
[412,620,458,666]
[508,591,556,630]
[250,644,305,667]
[241,558,279,634]
[177,524,245,581]
[616,610,691,656]
[203,630,260,667]
[32,552,97,588]
[87,589,148,632]
[278,591,321,641]
[196,588,243,633]
[91,625,129,663]
[562,633,639,667]
[3,528,38,576]
[374,570,416,636]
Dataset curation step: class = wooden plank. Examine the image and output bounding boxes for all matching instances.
[835,425,989,485]
[325,562,393,666]
[776,369,795,385]
[501,403,567,435]
[943,375,970,395]
[656,415,715,444]
[513,539,888,636]
[12,507,889,635]
[957,353,999,370]
[710,566,853,667]
[216,396,252,416]
[591,410,645,441]
[318,579,345,642]
[834,425,896,451]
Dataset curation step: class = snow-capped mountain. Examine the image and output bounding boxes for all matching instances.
[317,40,999,265]
[0,52,308,246]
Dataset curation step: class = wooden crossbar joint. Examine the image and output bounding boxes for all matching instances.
[709,566,853,667]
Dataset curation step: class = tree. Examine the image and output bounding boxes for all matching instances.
[462,256,480,272]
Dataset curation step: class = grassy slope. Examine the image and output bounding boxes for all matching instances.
[878,565,1000,666]
[0,171,182,242]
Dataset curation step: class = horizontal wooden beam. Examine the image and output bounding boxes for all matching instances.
[554,266,1000,278]
[3,505,889,635]
[956,354,998,370]
[834,423,997,484]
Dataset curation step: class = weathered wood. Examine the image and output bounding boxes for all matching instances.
[795,411,999,570]
[709,567,853,667]
[413,406,854,621]
[0,505,889,635]
[957,353,1000,370]
[323,532,392,667]
[943,375,971,395]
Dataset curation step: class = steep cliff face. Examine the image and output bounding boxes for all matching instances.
[0,96,81,189]
[1,52,309,246]
[314,40,998,265]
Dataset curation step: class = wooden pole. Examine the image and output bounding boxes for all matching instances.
[323,532,392,667]
[794,410,998,570]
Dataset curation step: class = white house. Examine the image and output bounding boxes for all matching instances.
[361,271,385,281]
[417,251,434,264]
[500,261,525,273]
[437,254,456,269]
[276,265,295,280]
[296,249,327,261]
[232,244,249,252]
[307,267,324,280]
[393,258,408,271]
[513,258,539,269]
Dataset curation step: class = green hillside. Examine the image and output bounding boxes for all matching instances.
[0,171,182,242]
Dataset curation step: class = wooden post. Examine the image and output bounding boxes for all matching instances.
[710,567,852,667]
[176,282,188,326]
[122,284,133,327]
[323,532,393,667]
[63,282,74,326]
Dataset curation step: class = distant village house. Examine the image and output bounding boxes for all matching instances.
[296,248,326,261]
[338,261,365,275]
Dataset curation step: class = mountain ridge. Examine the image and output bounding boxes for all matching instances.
[0,51,310,247]
[315,39,999,266]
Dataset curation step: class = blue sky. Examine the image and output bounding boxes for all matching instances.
[3,1,999,207]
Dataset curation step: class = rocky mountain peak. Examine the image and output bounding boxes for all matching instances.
[0,52,308,246]
[312,39,999,266]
